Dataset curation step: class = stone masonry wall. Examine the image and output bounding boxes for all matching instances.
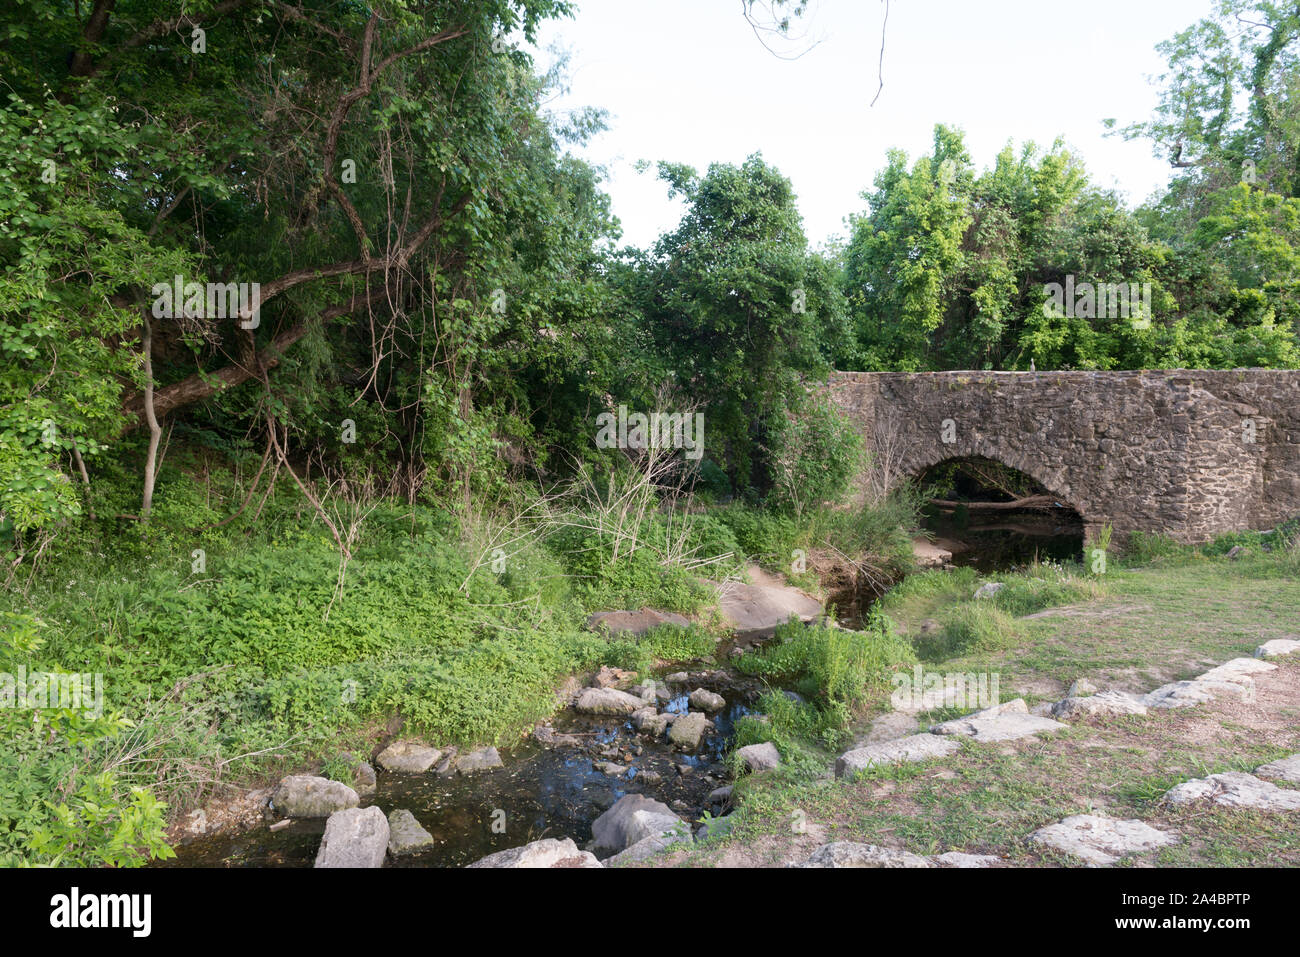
[826,370,1300,544]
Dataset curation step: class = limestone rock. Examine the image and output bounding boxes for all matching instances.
[454,746,503,774]
[933,852,1001,868]
[796,842,933,868]
[1051,690,1148,719]
[585,608,691,637]
[1067,678,1098,697]
[272,775,359,818]
[575,687,645,715]
[604,830,691,866]
[352,761,377,797]
[1164,772,1300,811]
[1256,638,1300,659]
[736,741,781,772]
[467,837,602,868]
[931,699,1069,742]
[376,741,442,773]
[1255,754,1300,784]
[688,688,726,712]
[708,568,823,638]
[1030,814,1177,866]
[315,806,389,868]
[835,734,960,778]
[668,711,708,750]
[386,809,434,857]
[591,793,687,854]
[973,582,1005,599]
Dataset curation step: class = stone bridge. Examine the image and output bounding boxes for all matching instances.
[826,370,1300,543]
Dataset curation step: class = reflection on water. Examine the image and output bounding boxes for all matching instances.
[924,505,1083,573]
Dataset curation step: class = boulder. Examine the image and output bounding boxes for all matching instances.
[533,725,583,748]
[1255,754,1300,784]
[1030,814,1177,866]
[708,785,734,805]
[973,582,1004,600]
[352,761,377,797]
[585,609,691,638]
[1051,690,1148,719]
[575,687,645,715]
[709,568,823,638]
[668,711,709,750]
[836,734,960,778]
[376,741,443,773]
[468,837,601,868]
[796,842,933,868]
[454,746,503,774]
[314,806,389,868]
[1164,771,1300,811]
[736,741,781,773]
[386,809,434,857]
[689,688,726,712]
[591,665,638,689]
[271,775,359,818]
[604,831,691,866]
[591,793,687,854]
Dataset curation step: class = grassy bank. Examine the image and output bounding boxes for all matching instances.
[665,531,1300,868]
[0,448,917,866]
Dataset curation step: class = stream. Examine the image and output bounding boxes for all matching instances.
[164,511,1078,867]
[162,675,758,868]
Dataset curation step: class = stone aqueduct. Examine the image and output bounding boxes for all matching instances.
[826,370,1300,544]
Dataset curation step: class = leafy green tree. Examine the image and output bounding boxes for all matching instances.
[630,154,849,494]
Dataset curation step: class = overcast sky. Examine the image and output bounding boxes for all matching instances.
[527,0,1217,250]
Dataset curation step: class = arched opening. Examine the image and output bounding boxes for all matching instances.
[916,457,1084,571]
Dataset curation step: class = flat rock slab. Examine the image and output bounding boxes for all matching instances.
[272,775,359,818]
[1164,771,1300,811]
[933,852,1001,868]
[376,741,443,773]
[1031,814,1178,866]
[709,567,822,638]
[931,700,1069,742]
[1197,657,1276,685]
[467,837,601,868]
[575,687,645,715]
[387,809,434,856]
[591,793,687,854]
[1256,638,1300,659]
[585,608,691,637]
[736,741,781,772]
[315,807,389,868]
[1143,679,1244,709]
[795,842,933,868]
[1255,754,1300,784]
[1052,690,1148,719]
[836,734,960,778]
[864,710,920,742]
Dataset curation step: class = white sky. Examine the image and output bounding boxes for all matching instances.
[528,0,1217,250]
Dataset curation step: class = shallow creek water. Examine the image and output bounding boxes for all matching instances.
[163,680,757,868]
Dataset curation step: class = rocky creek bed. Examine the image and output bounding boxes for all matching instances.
[160,668,768,868]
